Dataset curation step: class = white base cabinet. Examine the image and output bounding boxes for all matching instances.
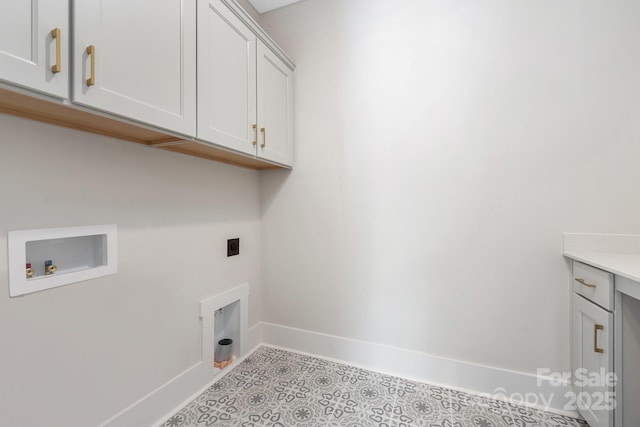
[572,292,614,427]
[0,0,68,98]
[72,0,197,136]
[564,234,640,427]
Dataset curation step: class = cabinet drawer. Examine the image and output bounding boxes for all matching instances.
[573,261,614,310]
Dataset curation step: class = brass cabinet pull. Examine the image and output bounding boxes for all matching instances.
[260,127,266,148]
[594,324,604,353]
[252,124,257,146]
[86,45,96,86]
[51,28,61,73]
[575,278,597,289]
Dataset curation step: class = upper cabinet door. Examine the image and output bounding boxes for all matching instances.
[197,0,257,156]
[257,41,293,166]
[0,0,68,98]
[72,0,196,136]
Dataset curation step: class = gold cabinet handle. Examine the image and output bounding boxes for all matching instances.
[86,45,96,86]
[252,124,257,146]
[575,278,597,289]
[51,28,61,73]
[260,127,266,148]
[594,324,604,353]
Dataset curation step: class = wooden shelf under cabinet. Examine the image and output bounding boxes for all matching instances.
[0,87,284,170]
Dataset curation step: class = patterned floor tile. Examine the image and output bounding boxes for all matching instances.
[335,363,378,386]
[448,390,475,413]
[163,412,191,427]
[279,394,341,426]
[364,402,407,425]
[506,405,589,427]
[452,404,509,427]
[263,359,309,385]
[374,374,402,399]
[296,353,341,375]
[197,376,238,399]
[232,418,262,427]
[399,394,453,426]
[318,389,362,420]
[241,407,286,426]
[252,346,302,366]
[325,412,377,427]
[236,354,267,370]
[308,367,345,394]
[225,365,271,392]
[272,376,314,405]
[342,379,397,412]
[192,394,242,422]
[232,385,282,420]
[465,394,512,418]
[162,346,588,427]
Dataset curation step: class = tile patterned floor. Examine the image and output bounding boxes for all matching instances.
[163,346,589,427]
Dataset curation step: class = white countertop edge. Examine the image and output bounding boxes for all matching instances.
[563,250,640,283]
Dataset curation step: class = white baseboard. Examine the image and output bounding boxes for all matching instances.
[98,321,579,427]
[259,322,580,418]
[247,320,262,350]
[150,341,265,427]
[98,360,209,427]
[99,323,262,427]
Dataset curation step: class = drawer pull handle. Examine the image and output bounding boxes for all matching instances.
[252,124,257,146]
[594,324,604,353]
[51,28,61,73]
[86,45,96,86]
[575,278,597,288]
[260,127,266,148]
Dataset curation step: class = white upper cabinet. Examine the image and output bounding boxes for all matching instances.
[0,0,293,169]
[0,0,68,98]
[257,41,293,166]
[197,0,294,167]
[72,0,196,136]
[197,0,257,156]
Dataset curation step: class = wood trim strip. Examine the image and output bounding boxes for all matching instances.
[0,87,287,170]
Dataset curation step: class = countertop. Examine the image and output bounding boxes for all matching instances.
[563,250,640,283]
[563,233,640,298]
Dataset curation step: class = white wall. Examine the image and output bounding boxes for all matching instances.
[260,0,640,378]
[0,115,262,426]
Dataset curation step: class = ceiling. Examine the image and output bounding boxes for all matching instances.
[248,0,303,13]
